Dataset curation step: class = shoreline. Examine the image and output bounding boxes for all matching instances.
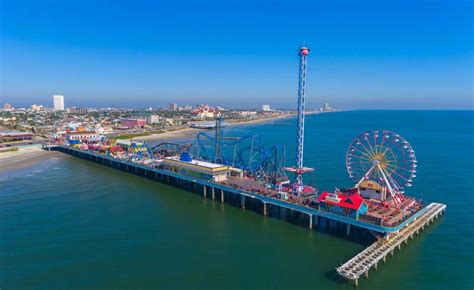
[134,113,296,142]
[0,110,341,172]
[0,146,65,173]
[133,110,339,143]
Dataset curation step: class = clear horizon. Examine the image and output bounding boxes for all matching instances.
[1,0,472,110]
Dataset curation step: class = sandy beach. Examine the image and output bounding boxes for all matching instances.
[132,127,204,142]
[133,112,300,143]
[0,146,66,172]
[228,112,296,126]
[132,111,335,143]
[0,111,334,172]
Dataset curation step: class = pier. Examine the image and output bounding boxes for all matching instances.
[47,145,447,286]
[48,145,437,235]
[35,45,448,287]
[336,202,446,286]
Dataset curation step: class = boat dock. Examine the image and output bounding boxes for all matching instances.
[336,202,446,286]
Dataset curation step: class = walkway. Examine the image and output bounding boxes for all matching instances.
[336,202,446,286]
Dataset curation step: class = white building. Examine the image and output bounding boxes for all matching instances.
[53,95,65,111]
[321,103,333,111]
[262,104,271,111]
[31,104,44,111]
[192,105,220,119]
[239,111,257,117]
[148,115,161,124]
[65,131,98,141]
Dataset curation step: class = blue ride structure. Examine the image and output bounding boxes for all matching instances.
[195,123,287,185]
[125,142,154,160]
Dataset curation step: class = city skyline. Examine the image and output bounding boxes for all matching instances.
[1,0,472,110]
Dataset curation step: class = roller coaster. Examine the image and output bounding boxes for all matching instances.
[121,119,289,186]
[150,142,192,158]
[125,142,154,160]
[195,128,288,185]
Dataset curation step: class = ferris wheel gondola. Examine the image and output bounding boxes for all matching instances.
[345,130,417,204]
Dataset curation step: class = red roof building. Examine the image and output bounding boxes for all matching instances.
[0,131,34,142]
[191,105,220,119]
[318,191,368,213]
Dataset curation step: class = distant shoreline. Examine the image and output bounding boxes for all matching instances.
[0,110,342,173]
[133,110,340,143]
[131,113,296,142]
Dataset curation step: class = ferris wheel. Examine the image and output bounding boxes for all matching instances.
[345,131,417,202]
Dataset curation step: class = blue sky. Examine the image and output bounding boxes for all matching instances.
[0,0,472,109]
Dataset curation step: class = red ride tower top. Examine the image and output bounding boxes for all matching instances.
[299,47,309,56]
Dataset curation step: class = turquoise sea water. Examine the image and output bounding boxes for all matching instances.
[1,110,473,289]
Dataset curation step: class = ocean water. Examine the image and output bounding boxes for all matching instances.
[0,110,472,289]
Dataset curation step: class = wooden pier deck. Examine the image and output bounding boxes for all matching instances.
[336,202,446,286]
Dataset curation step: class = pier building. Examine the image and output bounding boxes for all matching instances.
[162,153,242,182]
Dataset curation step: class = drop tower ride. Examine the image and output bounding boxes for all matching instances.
[286,47,314,194]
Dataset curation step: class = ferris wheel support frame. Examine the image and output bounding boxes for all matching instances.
[354,161,399,200]
[347,130,417,204]
[377,162,397,199]
[355,163,377,187]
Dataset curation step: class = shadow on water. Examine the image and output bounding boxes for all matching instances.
[64,152,377,248]
[325,269,348,285]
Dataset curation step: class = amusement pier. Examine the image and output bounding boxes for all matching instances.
[45,47,446,287]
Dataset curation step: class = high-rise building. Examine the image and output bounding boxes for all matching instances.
[169,103,178,111]
[53,95,65,111]
[3,103,13,110]
[322,103,332,111]
[262,104,271,111]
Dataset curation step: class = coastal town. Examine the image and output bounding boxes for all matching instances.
[0,95,339,147]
